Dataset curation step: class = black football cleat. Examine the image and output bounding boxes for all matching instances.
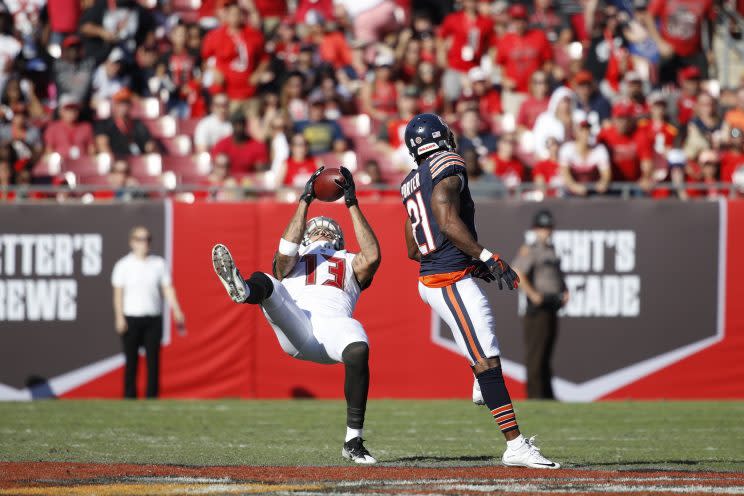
[342,437,377,464]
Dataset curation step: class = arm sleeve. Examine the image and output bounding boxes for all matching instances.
[430,153,467,188]
[595,144,610,171]
[111,259,124,287]
[193,120,208,148]
[159,258,172,286]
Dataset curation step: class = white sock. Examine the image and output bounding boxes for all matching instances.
[345,427,363,442]
[506,434,525,449]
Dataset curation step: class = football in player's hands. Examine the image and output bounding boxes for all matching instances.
[313,167,346,202]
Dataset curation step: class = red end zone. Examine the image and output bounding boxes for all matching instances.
[1,462,743,495]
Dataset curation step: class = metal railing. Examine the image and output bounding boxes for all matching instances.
[0,182,740,203]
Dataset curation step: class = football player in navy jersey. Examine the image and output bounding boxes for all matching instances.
[400,113,560,469]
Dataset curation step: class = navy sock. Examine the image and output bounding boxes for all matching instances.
[244,272,274,304]
[476,366,519,434]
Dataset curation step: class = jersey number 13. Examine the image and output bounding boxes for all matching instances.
[302,254,346,289]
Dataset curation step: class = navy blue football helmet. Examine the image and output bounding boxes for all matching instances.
[404,113,456,164]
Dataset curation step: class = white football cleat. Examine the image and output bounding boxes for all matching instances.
[472,377,485,405]
[212,244,248,303]
[502,436,560,469]
[342,437,377,464]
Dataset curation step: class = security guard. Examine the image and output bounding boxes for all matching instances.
[512,210,568,400]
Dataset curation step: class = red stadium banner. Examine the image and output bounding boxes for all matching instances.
[1,199,742,400]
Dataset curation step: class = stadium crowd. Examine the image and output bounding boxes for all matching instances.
[0,0,743,201]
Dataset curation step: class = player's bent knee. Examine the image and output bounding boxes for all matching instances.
[246,271,274,303]
[473,356,501,374]
[341,341,369,367]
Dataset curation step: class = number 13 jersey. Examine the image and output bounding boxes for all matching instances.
[281,242,361,318]
[400,151,478,284]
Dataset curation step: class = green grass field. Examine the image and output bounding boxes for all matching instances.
[1,400,743,472]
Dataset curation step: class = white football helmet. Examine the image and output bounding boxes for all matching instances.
[302,216,344,250]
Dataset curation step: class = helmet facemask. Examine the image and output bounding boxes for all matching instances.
[301,216,344,251]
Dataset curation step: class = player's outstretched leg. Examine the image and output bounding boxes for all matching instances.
[212,244,249,303]
[475,364,560,469]
[212,244,275,304]
[340,342,376,464]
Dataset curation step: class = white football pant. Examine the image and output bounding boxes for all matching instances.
[260,274,368,364]
[418,276,501,365]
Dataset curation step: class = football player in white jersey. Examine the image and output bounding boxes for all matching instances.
[211,167,381,464]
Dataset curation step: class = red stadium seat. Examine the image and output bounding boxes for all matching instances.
[32,153,63,177]
[162,153,212,181]
[172,0,201,9]
[146,116,177,139]
[339,114,372,138]
[77,174,110,185]
[64,154,112,176]
[130,97,162,120]
[177,118,200,137]
[162,135,193,156]
[315,151,358,171]
[128,154,163,177]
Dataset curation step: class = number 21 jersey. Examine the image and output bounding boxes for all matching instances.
[400,151,478,278]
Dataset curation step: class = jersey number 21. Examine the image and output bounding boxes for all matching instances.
[406,191,436,255]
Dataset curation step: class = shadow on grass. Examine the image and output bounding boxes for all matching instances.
[386,455,494,463]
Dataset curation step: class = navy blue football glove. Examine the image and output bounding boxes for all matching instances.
[486,256,520,290]
[471,261,496,283]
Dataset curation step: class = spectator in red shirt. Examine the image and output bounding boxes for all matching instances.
[201,1,268,110]
[644,0,715,84]
[212,112,269,175]
[436,0,494,103]
[637,92,679,175]
[597,100,654,192]
[360,53,398,123]
[464,67,502,132]
[529,0,566,43]
[533,136,563,196]
[487,134,525,189]
[43,95,95,160]
[517,70,551,134]
[47,0,81,43]
[688,149,727,198]
[495,4,552,94]
[279,134,319,187]
[675,66,702,127]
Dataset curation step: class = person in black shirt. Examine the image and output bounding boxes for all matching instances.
[95,88,160,156]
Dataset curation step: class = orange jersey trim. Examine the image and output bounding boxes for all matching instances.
[418,266,473,288]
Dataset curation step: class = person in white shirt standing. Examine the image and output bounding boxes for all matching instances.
[211,167,381,464]
[112,226,185,399]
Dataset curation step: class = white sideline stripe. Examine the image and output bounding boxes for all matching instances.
[0,354,124,400]
[48,354,124,396]
[0,383,31,400]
